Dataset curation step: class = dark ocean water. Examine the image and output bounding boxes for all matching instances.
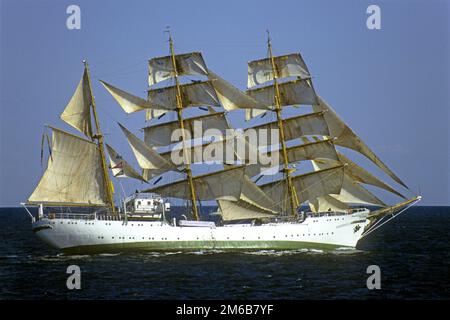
[0,206,449,300]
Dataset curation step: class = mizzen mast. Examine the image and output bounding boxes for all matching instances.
[83,60,116,213]
[167,32,200,221]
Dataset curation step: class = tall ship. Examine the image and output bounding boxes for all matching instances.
[24,32,421,254]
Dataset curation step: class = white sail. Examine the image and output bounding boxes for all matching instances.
[146,109,168,121]
[247,79,318,108]
[60,68,93,138]
[100,80,168,114]
[247,53,311,88]
[309,195,350,213]
[148,52,208,86]
[159,133,260,166]
[144,166,245,201]
[245,138,338,178]
[336,176,386,206]
[144,112,229,148]
[207,69,269,114]
[105,143,145,182]
[218,199,277,221]
[28,127,107,206]
[336,152,406,199]
[246,112,330,147]
[148,81,220,110]
[314,96,408,188]
[312,160,385,207]
[118,123,176,174]
[260,165,345,212]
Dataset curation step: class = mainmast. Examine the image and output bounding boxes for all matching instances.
[266,33,298,217]
[83,60,116,213]
[167,33,200,221]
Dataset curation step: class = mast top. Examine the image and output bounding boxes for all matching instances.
[164,26,173,44]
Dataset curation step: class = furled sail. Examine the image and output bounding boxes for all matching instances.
[144,112,230,147]
[105,143,145,182]
[245,112,330,147]
[143,166,245,201]
[148,52,208,86]
[100,80,168,114]
[260,165,345,212]
[28,127,107,206]
[247,53,311,88]
[60,68,93,138]
[207,69,269,113]
[118,123,176,176]
[246,79,318,108]
[148,81,220,110]
[313,96,408,188]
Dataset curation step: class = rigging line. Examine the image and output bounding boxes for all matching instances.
[359,199,421,239]
[92,60,147,78]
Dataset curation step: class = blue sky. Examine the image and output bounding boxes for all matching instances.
[0,0,449,206]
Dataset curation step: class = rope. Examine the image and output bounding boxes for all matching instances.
[359,198,421,239]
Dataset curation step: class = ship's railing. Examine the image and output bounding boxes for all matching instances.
[303,208,368,217]
[46,212,97,220]
[46,212,124,221]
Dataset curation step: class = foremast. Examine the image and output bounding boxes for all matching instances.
[83,61,116,213]
[266,33,298,217]
[167,34,200,221]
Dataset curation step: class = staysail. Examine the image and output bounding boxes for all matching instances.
[314,96,408,188]
[118,123,177,177]
[105,143,145,182]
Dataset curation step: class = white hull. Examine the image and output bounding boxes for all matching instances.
[32,211,372,254]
